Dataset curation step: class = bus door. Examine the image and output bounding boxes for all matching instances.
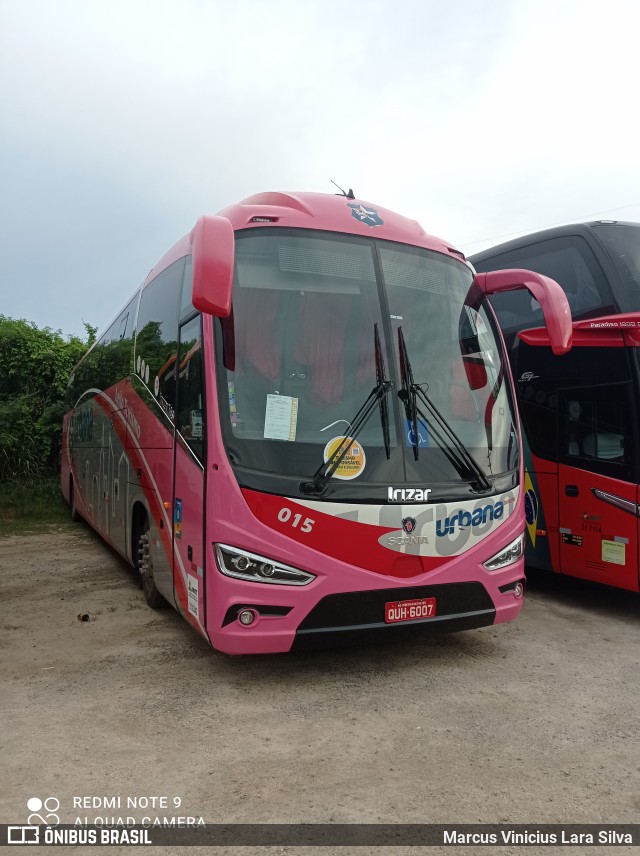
[512,338,560,573]
[172,314,208,634]
[557,381,639,590]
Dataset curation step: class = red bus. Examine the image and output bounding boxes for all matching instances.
[471,221,640,592]
[61,191,570,654]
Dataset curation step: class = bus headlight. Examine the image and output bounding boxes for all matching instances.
[483,533,525,571]
[215,544,316,586]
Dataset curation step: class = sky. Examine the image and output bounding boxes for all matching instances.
[2,0,640,340]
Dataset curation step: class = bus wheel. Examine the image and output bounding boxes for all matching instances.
[69,479,80,522]
[137,515,167,609]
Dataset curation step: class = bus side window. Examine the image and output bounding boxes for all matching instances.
[179,256,195,321]
[135,258,184,420]
[514,341,559,461]
[176,316,204,462]
[102,296,137,387]
[484,235,614,332]
[113,295,138,378]
[561,385,633,476]
[118,313,129,341]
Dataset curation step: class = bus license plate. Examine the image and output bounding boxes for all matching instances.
[385,597,436,623]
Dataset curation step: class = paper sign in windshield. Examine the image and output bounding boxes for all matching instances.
[323,436,366,480]
[264,394,299,441]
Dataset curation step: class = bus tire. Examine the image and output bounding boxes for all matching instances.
[136,513,167,609]
[69,478,80,522]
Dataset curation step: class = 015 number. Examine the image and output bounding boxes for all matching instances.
[278,507,315,533]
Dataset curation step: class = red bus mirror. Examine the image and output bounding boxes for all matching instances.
[475,268,572,355]
[191,215,235,318]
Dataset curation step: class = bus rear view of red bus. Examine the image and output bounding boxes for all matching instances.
[61,191,571,654]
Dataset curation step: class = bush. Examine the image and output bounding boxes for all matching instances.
[0,477,69,524]
[0,317,94,481]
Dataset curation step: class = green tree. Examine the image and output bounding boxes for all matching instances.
[0,316,91,480]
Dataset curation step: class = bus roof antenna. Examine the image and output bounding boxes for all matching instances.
[331,180,355,199]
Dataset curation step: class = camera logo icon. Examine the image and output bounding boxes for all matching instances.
[26,796,60,825]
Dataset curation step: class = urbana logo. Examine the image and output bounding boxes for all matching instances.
[387,487,432,503]
[436,501,505,536]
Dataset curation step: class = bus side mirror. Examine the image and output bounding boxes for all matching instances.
[191,215,235,318]
[475,268,572,355]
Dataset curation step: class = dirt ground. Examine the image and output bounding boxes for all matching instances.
[1,523,640,856]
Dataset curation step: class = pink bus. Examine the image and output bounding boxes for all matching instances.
[61,191,571,654]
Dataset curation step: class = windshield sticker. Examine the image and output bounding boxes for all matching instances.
[347,202,384,227]
[191,409,203,439]
[228,381,238,426]
[323,436,366,480]
[264,394,299,441]
[404,418,429,448]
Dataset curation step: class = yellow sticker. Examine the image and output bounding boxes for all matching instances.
[602,539,625,565]
[323,436,366,480]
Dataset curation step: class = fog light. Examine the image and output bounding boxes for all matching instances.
[514,582,524,599]
[238,609,256,626]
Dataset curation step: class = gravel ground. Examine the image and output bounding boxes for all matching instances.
[1,523,639,855]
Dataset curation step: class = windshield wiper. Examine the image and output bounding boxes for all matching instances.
[397,328,492,493]
[374,323,392,460]
[300,324,393,496]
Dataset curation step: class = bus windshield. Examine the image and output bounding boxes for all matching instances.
[216,229,518,499]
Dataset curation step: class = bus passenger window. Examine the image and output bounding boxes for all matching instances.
[118,313,129,341]
[179,256,195,321]
[484,236,613,331]
[135,258,184,421]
